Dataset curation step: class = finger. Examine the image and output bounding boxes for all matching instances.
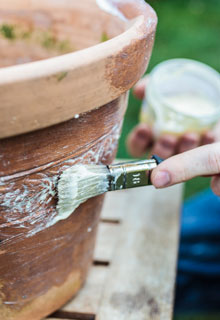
[151,134,178,159]
[133,76,149,100]
[151,142,220,188]
[201,131,215,145]
[126,123,153,158]
[211,175,220,196]
[178,132,200,153]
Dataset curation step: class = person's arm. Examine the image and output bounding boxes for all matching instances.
[151,142,220,196]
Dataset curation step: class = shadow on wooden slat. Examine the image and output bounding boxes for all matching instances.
[100,218,121,224]
[93,260,110,267]
[48,310,95,320]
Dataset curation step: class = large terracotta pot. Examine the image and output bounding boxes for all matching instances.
[0,1,157,319]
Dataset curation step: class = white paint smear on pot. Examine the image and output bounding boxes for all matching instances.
[0,122,122,242]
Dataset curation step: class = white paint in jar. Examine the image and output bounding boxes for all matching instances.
[140,59,220,136]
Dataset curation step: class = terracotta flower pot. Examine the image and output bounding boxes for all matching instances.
[0,1,157,319]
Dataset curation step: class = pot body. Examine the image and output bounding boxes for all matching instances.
[0,94,128,320]
[0,0,157,319]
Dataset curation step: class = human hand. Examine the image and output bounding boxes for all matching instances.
[127,76,218,159]
[151,142,220,196]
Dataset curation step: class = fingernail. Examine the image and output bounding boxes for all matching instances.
[153,171,171,188]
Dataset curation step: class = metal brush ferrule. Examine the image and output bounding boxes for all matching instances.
[107,159,158,191]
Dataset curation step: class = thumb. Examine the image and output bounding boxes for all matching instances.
[151,142,220,188]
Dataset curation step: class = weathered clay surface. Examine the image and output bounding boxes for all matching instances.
[0,95,127,320]
[0,2,126,68]
[106,33,155,91]
[0,0,157,139]
[0,1,157,319]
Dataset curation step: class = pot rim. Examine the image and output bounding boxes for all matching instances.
[0,0,157,139]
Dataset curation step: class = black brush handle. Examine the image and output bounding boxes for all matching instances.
[148,155,164,185]
[151,155,164,165]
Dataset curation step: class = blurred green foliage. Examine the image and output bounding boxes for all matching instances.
[117,0,220,199]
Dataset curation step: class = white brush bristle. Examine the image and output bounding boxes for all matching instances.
[56,164,109,222]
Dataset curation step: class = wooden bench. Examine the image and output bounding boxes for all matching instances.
[46,183,183,320]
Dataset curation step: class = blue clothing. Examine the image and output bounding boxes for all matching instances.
[175,189,220,312]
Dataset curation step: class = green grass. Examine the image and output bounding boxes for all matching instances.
[117,0,220,200]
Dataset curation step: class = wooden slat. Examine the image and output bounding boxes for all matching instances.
[63,222,121,314]
[46,183,183,320]
[62,266,108,314]
[101,191,130,220]
[97,185,182,320]
[94,223,121,262]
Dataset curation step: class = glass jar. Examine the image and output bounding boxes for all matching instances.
[140,59,220,137]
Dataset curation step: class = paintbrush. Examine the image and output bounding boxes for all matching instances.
[56,156,163,221]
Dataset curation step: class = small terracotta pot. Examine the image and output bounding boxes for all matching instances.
[0,1,157,319]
